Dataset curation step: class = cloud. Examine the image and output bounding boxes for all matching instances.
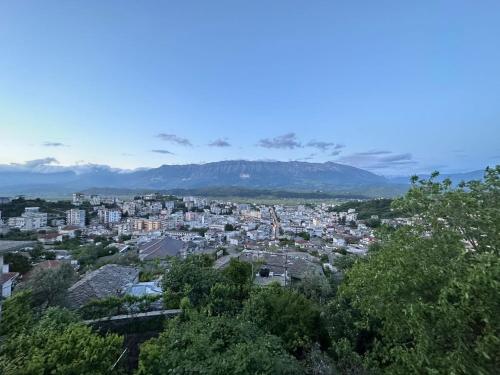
[23,157,59,168]
[306,140,345,152]
[152,149,174,155]
[157,133,192,146]
[330,150,342,156]
[258,133,301,149]
[336,151,416,170]
[209,138,231,147]
[295,153,317,161]
[43,142,66,147]
[354,150,392,156]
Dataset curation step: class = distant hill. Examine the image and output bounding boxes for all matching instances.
[0,160,390,196]
[0,160,487,198]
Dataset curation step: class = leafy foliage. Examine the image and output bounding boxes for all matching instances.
[0,308,123,375]
[24,262,78,307]
[331,198,397,220]
[137,314,302,375]
[242,284,326,356]
[327,167,500,374]
[162,255,223,308]
[3,252,32,274]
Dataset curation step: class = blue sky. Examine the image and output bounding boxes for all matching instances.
[0,0,499,175]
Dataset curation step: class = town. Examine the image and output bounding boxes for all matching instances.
[0,192,404,308]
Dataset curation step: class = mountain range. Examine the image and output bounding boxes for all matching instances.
[0,160,486,198]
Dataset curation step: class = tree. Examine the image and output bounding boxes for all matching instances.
[0,290,35,336]
[162,255,223,308]
[297,231,311,241]
[293,273,334,305]
[0,308,123,375]
[222,258,253,286]
[242,284,326,356]
[327,167,500,374]
[137,314,302,375]
[224,223,235,231]
[3,252,32,274]
[25,262,77,307]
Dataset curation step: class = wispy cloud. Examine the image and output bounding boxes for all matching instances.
[258,133,301,149]
[152,149,174,155]
[43,141,66,147]
[157,133,192,146]
[209,138,231,147]
[336,151,416,170]
[306,140,344,152]
[23,157,59,168]
[295,153,316,161]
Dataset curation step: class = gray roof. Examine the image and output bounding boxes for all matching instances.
[0,240,37,254]
[138,236,186,261]
[67,264,139,309]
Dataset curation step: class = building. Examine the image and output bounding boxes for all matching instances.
[0,240,36,301]
[98,208,122,224]
[66,209,86,228]
[89,195,101,206]
[8,207,47,231]
[67,264,139,309]
[138,236,187,261]
[72,193,85,206]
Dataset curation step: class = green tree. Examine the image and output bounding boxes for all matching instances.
[25,262,77,307]
[0,309,123,375]
[222,258,253,286]
[327,167,500,374]
[162,255,223,308]
[0,290,35,336]
[242,284,325,356]
[3,252,32,274]
[137,314,302,375]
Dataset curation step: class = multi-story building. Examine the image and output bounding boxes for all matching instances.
[8,207,47,231]
[98,208,122,224]
[72,193,85,206]
[66,209,86,228]
[89,195,101,206]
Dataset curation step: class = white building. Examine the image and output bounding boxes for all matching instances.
[8,207,47,231]
[66,209,86,228]
[73,193,85,205]
[98,208,122,224]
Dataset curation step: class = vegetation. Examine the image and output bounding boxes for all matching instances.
[0,307,123,374]
[331,198,397,219]
[0,228,37,240]
[0,197,74,218]
[137,314,303,375]
[3,252,32,274]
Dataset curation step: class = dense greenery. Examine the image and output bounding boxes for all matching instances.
[0,228,37,240]
[137,314,303,375]
[0,197,74,217]
[3,252,32,274]
[327,167,500,374]
[0,307,123,374]
[331,198,397,219]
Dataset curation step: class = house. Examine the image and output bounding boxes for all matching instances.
[67,264,139,309]
[0,241,34,300]
[38,232,63,244]
[138,236,188,261]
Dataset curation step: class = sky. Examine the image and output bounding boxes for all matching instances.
[0,0,499,175]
